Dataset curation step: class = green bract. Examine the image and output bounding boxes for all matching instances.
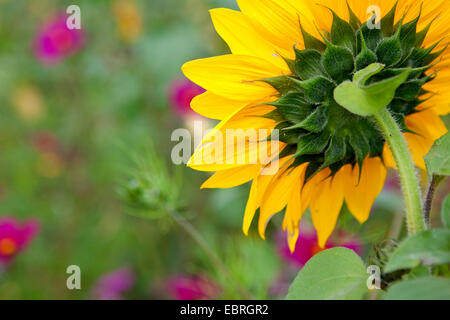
[262,3,443,181]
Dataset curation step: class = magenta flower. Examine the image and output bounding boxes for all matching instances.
[166,275,221,300]
[0,217,40,266]
[168,79,205,117]
[277,229,362,268]
[34,14,84,65]
[91,267,135,300]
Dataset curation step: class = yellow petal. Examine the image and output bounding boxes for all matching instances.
[309,168,345,248]
[182,54,283,101]
[201,164,261,189]
[210,8,289,70]
[258,160,304,239]
[286,226,300,253]
[191,91,247,120]
[242,165,279,235]
[236,0,301,58]
[188,103,283,172]
[344,157,387,223]
[405,109,447,169]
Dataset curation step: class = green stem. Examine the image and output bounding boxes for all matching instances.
[373,109,425,235]
[167,208,253,299]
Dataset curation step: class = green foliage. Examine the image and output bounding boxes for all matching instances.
[286,248,368,300]
[384,229,450,273]
[334,63,411,116]
[442,195,450,229]
[385,277,450,300]
[424,132,450,178]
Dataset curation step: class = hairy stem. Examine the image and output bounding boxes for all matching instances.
[424,175,445,228]
[373,109,425,235]
[167,208,252,299]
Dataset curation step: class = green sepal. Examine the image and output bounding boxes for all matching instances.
[328,8,356,53]
[321,136,347,169]
[415,16,438,48]
[299,19,327,52]
[275,122,304,144]
[358,22,383,52]
[322,45,354,82]
[380,1,398,36]
[398,10,421,57]
[424,43,449,65]
[295,130,331,157]
[294,76,335,104]
[376,33,402,67]
[348,126,371,168]
[355,30,377,70]
[294,48,327,80]
[260,75,302,95]
[268,92,313,123]
[280,56,296,74]
[304,161,325,183]
[261,109,285,122]
[284,105,328,133]
[395,77,430,101]
[346,1,362,31]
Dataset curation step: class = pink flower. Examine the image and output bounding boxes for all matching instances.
[277,230,363,268]
[31,131,62,154]
[91,267,135,300]
[34,14,84,65]
[168,79,205,117]
[0,217,40,266]
[166,275,221,300]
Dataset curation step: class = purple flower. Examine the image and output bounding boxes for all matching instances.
[166,275,221,300]
[91,267,135,300]
[277,229,363,268]
[0,217,40,266]
[34,14,84,65]
[168,79,205,117]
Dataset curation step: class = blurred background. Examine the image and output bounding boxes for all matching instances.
[0,0,447,300]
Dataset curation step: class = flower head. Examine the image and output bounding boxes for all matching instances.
[34,14,84,65]
[277,229,362,267]
[169,78,206,117]
[0,217,40,266]
[165,275,221,300]
[91,267,135,300]
[182,0,449,251]
[113,0,143,44]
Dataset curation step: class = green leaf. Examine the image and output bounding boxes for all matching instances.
[385,276,450,300]
[384,229,450,273]
[286,248,368,300]
[334,63,411,116]
[442,195,450,229]
[424,131,450,178]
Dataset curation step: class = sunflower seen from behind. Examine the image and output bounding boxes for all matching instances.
[182,0,449,252]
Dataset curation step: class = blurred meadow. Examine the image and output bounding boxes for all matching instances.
[0,0,447,300]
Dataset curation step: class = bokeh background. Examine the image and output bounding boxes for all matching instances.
[0,0,448,300]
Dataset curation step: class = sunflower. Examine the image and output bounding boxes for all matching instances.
[182,0,449,251]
